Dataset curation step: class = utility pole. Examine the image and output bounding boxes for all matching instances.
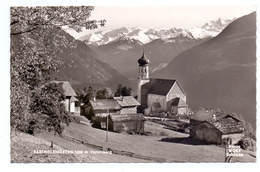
[106,109,109,142]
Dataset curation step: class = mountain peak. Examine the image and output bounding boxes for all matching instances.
[78,18,233,46]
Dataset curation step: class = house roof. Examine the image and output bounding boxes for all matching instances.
[114,96,140,107]
[189,109,225,121]
[207,116,244,134]
[190,109,244,134]
[171,97,188,107]
[147,78,177,96]
[52,81,77,97]
[70,96,78,102]
[90,99,121,111]
[110,114,145,122]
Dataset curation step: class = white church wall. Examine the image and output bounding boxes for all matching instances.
[166,83,186,102]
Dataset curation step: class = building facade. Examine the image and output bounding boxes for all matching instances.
[109,114,145,134]
[136,51,188,115]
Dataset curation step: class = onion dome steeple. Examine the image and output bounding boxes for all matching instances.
[138,49,150,66]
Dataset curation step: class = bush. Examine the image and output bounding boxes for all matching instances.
[237,137,256,152]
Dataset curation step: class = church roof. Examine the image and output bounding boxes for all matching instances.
[147,78,177,96]
[138,51,150,66]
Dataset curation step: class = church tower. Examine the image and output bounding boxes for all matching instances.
[137,50,150,103]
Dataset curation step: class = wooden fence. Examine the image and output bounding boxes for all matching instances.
[63,135,166,162]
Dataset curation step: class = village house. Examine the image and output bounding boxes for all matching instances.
[53,81,80,115]
[136,51,188,116]
[114,96,140,114]
[189,109,245,144]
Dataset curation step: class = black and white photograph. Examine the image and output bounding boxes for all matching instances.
[4,0,258,168]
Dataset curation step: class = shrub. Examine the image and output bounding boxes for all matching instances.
[237,137,256,152]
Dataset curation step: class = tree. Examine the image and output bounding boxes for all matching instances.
[114,84,132,97]
[10,6,105,134]
[96,88,113,99]
[115,84,123,97]
[121,86,132,96]
[29,82,70,135]
[85,86,95,102]
[10,6,106,36]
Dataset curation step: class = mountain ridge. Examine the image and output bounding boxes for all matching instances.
[41,27,133,91]
[79,18,234,46]
[153,12,256,129]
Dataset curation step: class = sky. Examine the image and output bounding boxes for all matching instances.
[68,5,257,38]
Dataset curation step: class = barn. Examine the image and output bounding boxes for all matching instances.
[109,114,145,134]
[189,110,245,144]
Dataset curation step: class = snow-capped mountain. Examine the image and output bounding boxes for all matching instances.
[71,18,235,79]
[202,17,235,33]
[79,18,234,46]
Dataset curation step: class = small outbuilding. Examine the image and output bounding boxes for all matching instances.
[114,96,140,114]
[189,110,245,144]
[109,114,145,134]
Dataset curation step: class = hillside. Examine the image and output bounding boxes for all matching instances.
[11,26,132,91]
[36,122,256,162]
[11,130,98,163]
[90,36,208,79]
[47,27,133,90]
[153,12,256,129]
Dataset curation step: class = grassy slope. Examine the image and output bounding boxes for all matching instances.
[36,122,256,163]
[11,130,98,163]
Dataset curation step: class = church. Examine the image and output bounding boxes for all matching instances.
[137,51,188,116]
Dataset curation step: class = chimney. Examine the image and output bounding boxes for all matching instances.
[93,90,96,102]
[212,114,216,121]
